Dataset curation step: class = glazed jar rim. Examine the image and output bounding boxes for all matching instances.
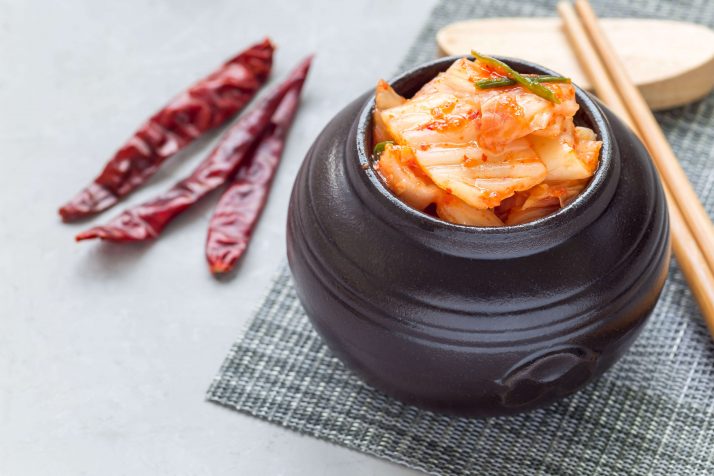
[353,55,618,256]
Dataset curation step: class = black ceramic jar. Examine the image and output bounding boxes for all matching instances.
[287,56,670,417]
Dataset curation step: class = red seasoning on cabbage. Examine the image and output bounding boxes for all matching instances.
[373,52,602,226]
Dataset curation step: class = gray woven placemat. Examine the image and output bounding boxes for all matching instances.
[207,1,714,474]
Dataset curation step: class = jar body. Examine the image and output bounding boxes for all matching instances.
[287,58,670,417]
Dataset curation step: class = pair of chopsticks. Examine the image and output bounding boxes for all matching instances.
[557,0,714,338]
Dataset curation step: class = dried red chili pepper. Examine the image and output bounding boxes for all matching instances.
[205,81,306,274]
[75,57,312,243]
[59,39,275,222]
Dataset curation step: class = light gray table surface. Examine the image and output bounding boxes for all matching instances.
[0,0,439,474]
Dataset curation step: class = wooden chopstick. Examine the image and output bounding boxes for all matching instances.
[558,0,714,338]
[573,0,714,274]
[556,2,632,125]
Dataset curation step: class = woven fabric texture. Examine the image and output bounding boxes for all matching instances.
[208,1,714,474]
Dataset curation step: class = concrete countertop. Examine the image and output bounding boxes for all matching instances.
[0,0,438,474]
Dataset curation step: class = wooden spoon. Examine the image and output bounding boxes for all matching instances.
[437,17,714,110]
